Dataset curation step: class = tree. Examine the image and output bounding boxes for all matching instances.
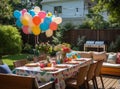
[0,0,13,24]
[0,25,22,59]
[92,0,120,27]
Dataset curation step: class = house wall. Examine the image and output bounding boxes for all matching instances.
[42,0,86,25]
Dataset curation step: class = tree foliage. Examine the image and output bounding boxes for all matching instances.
[92,0,120,26]
[0,0,13,24]
[0,25,22,57]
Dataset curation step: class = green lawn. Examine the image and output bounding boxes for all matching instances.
[2,54,32,70]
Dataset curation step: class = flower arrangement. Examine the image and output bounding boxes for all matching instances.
[54,43,71,52]
[54,43,71,61]
[35,42,52,54]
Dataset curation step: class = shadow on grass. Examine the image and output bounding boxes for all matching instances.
[2,54,30,60]
[2,53,33,70]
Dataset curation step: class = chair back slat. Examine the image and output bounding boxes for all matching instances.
[77,65,89,85]
[13,59,28,67]
[95,60,104,76]
[87,62,97,81]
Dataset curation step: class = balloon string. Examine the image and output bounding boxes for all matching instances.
[35,36,36,45]
[35,35,39,45]
[37,35,39,44]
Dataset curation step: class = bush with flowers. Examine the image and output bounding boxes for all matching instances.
[35,42,53,55]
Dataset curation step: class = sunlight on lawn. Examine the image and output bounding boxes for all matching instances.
[2,54,31,69]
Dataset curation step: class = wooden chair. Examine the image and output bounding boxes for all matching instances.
[13,59,28,68]
[65,65,89,89]
[0,73,54,89]
[93,60,105,89]
[0,73,37,89]
[85,61,97,89]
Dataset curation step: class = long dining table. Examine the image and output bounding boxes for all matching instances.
[12,58,92,89]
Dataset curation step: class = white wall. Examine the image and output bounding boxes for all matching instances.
[42,0,85,18]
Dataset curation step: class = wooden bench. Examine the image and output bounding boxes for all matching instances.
[101,66,120,76]
[84,41,106,51]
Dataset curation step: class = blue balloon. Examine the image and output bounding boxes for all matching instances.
[13,10,21,19]
[44,17,52,24]
[40,23,49,31]
[16,19,22,28]
[28,10,35,17]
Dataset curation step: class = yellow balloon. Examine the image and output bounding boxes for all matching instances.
[46,12,52,17]
[45,29,53,37]
[52,17,62,24]
[21,17,29,26]
[32,26,41,35]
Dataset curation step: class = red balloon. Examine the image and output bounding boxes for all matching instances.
[49,22,58,31]
[32,16,41,25]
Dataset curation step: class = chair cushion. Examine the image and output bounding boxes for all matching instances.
[107,53,117,64]
[103,62,120,68]
[0,64,12,74]
[92,52,107,61]
[116,52,120,64]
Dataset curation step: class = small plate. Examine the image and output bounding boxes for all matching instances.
[65,61,79,64]
[25,63,39,67]
[55,64,68,68]
[75,58,86,61]
[41,67,58,72]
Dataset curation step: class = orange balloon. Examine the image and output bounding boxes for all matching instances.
[32,16,41,25]
[49,22,58,31]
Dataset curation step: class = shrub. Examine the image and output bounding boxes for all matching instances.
[115,35,120,52]
[22,43,32,53]
[0,25,22,57]
[108,42,117,52]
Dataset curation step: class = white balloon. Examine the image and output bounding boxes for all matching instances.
[34,6,41,13]
[45,29,53,37]
[52,17,62,24]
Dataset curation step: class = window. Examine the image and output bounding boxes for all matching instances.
[54,6,62,14]
[76,8,79,12]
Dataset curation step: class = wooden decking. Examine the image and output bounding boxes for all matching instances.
[66,75,120,89]
[89,75,120,89]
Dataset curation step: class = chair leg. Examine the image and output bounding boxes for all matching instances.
[85,81,90,89]
[84,81,88,89]
[93,77,98,89]
[92,79,96,89]
[100,75,105,89]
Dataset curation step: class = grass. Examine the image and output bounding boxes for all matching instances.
[2,53,32,70]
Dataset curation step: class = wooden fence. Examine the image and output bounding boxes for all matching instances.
[21,29,120,46]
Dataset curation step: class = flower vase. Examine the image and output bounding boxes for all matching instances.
[39,52,47,60]
[61,51,67,63]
